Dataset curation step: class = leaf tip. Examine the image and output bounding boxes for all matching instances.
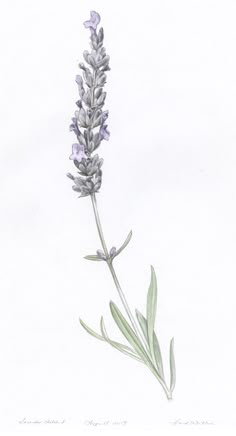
[135,308,142,319]
[100,316,104,332]
[109,300,115,310]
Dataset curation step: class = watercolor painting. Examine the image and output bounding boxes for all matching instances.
[67,11,176,401]
[2,1,236,432]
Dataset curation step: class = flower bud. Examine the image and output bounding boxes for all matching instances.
[96,249,106,260]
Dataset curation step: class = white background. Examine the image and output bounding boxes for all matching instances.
[0,0,236,435]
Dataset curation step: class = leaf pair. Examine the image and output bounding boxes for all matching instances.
[100,316,143,362]
[84,230,132,262]
[135,309,164,379]
[136,266,176,393]
[79,316,143,363]
[109,301,150,363]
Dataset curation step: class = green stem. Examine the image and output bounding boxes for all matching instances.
[90,193,145,344]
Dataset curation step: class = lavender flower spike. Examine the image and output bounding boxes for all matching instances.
[83,11,100,33]
[68,10,110,195]
[69,143,86,162]
[67,11,175,402]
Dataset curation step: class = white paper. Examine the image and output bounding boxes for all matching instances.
[1,0,236,434]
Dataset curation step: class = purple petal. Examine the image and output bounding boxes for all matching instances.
[83,11,101,31]
[99,124,110,141]
[69,117,81,136]
[69,143,86,162]
[101,110,109,123]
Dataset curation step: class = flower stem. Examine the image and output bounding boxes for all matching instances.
[90,193,145,344]
[90,193,172,400]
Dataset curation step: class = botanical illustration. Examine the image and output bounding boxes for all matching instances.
[67,11,176,400]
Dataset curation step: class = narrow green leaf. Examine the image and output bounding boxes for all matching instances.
[170,337,176,392]
[146,266,157,361]
[136,309,164,379]
[79,318,105,341]
[99,317,135,352]
[109,301,149,361]
[153,334,164,380]
[79,317,143,364]
[135,309,148,342]
[100,317,144,363]
[115,231,132,256]
[84,255,103,261]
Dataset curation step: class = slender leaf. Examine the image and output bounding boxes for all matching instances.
[136,309,164,379]
[80,317,129,350]
[100,317,137,352]
[146,266,157,360]
[169,337,176,392]
[84,255,103,261]
[153,335,164,380]
[135,309,148,342]
[79,318,105,341]
[100,317,144,363]
[109,301,149,361]
[115,231,132,256]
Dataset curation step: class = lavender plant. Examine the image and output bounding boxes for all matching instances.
[67,11,176,400]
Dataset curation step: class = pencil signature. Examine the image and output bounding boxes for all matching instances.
[18,417,66,425]
[84,420,127,426]
[171,419,214,425]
